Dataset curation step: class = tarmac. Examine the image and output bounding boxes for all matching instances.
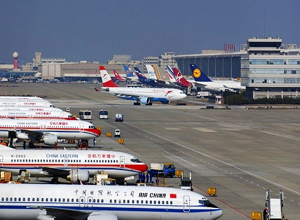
[1,82,300,219]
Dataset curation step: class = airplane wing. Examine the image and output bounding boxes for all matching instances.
[41,167,70,178]
[37,207,118,220]
[18,129,44,141]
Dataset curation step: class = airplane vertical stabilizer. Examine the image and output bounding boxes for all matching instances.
[151,64,162,80]
[190,64,212,82]
[166,65,176,83]
[123,65,134,77]
[145,64,157,80]
[99,66,118,88]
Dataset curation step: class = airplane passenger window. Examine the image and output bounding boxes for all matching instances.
[162,201,164,204]
[166,201,168,205]
[127,200,130,203]
[132,200,134,204]
[154,201,156,204]
[145,200,148,204]
[1,198,3,201]
[14,198,17,201]
[170,201,173,205]
[110,199,112,203]
[137,200,139,204]
[101,199,104,203]
[32,198,35,202]
[58,198,61,202]
[158,201,160,204]
[18,198,21,201]
[10,198,12,202]
[149,200,152,204]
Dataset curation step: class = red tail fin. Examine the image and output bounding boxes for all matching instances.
[99,66,118,87]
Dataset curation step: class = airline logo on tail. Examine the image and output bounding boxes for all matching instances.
[123,65,134,77]
[190,64,212,82]
[99,66,118,88]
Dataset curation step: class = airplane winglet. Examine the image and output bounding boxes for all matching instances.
[94,88,100,92]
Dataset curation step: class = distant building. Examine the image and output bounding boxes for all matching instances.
[174,37,300,99]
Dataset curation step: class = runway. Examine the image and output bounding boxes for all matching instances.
[1,83,300,219]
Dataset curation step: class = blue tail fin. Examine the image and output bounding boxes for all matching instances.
[189,64,212,82]
[123,65,134,77]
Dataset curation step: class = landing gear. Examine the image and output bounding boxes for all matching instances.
[51,177,59,184]
[134,102,141,105]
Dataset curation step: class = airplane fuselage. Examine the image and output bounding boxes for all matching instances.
[0,184,222,220]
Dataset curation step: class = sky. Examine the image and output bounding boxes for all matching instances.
[0,0,299,64]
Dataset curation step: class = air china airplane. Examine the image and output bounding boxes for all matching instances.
[0,110,76,120]
[0,96,44,100]
[190,64,245,92]
[0,119,100,145]
[98,66,186,105]
[0,144,147,184]
[0,184,222,220]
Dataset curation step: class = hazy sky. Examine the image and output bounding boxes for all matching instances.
[0,0,299,64]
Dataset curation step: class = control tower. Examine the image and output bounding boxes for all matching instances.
[13,52,19,69]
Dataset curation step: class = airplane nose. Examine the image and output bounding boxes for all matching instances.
[94,128,101,137]
[214,209,223,219]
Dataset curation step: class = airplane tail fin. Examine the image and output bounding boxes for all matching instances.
[99,66,118,88]
[113,70,124,81]
[190,64,212,82]
[123,65,134,77]
[134,67,148,80]
[166,65,176,82]
[145,65,157,80]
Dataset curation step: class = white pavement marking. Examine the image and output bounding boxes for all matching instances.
[125,122,300,196]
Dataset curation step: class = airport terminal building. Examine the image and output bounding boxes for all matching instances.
[175,37,300,99]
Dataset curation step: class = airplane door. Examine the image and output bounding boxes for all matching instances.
[183,195,190,213]
[79,122,84,131]
[120,156,125,168]
[0,155,3,166]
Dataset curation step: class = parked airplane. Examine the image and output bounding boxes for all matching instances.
[0,96,43,100]
[172,67,194,88]
[190,64,245,92]
[0,100,54,107]
[0,110,76,120]
[0,118,100,145]
[134,67,158,87]
[98,66,186,105]
[123,64,138,82]
[0,107,63,112]
[0,184,222,220]
[113,70,126,82]
[0,144,147,184]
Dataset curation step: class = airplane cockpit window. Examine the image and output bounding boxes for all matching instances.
[89,125,96,129]
[131,157,142,163]
[202,199,218,208]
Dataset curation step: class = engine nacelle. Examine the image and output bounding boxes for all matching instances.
[140,97,151,104]
[16,132,29,139]
[67,170,89,183]
[43,134,58,145]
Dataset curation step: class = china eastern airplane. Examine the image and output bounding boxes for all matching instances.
[0,184,222,220]
[0,118,100,145]
[0,110,76,120]
[98,66,186,105]
[0,106,63,111]
[0,99,54,107]
[0,144,147,184]
[190,64,245,92]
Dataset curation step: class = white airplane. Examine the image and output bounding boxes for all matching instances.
[0,110,76,120]
[190,64,245,92]
[98,66,187,105]
[0,144,147,184]
[0,107,63,111]
[0,118,100,145]
[0,96,44,100]
[0,184,223,220]
[0,100,54,107]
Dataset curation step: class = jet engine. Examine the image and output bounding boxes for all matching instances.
[43,134,58,145]
[16,132,29,139]
[140,97,151,105]
[67,170,89,183]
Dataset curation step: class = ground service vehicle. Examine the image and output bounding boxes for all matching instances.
[99,109,108,119]
[114,129,121,137]
[148,163,176,177]
[180,172,193,191]
[115,113,123,122]
[265,190,285,220]
[79,110,92,120]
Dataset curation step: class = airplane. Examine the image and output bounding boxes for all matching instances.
[0,184,223,220]
[135,66,181,88]
[113,70,126,83]
[0,118,100,146]
[0,110,76,120]
[123,64,138,82]
[0,107,63,112]
[190,64,246,92]
[134,67,158,87]
[172,67,194,88]
[98,66,187,105]
[0,100,54,107]
[0,144,147,184]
